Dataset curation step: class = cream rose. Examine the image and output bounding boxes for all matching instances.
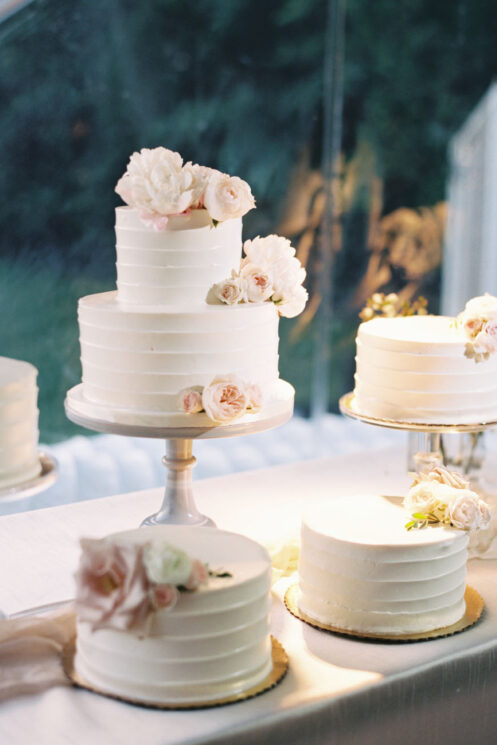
[404,481,445,516]
[115,147,196,230]
[448,491,482,530]
[184,163,215,208]
[202,375,248,423]
[178,386,203,414]
[143,542,193,586]
[463,294,497,321]
[213,276,245,305]
[203,171,255,222]
[246,383,263,412]
[239,262,273,303]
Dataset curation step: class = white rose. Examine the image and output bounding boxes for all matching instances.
[239,263,273,303]
[449,490,481,530]
[213,276,245,305]
[178,386,203,414]
[203,171,255,222]
[115,147,195,230]
[202,375,248,423]
[404,481,442,516]
[143,542,193,586]
[274,284,309,318]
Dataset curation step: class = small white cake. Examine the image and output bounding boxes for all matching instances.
[74,526,273,704]
[298,495,468,635]
[353,314,497,423]
[0,357,41,489]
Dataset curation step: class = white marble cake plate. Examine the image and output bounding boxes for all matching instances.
[0,452,58,504]
[65,382,294,527]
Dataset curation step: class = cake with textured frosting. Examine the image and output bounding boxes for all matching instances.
[0,357,41,489]
[67,147,307,427]
[74,525,273,704]
[298,494,469,635]
[353,308,497,424]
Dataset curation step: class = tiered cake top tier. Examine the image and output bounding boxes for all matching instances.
[115,208,242,307]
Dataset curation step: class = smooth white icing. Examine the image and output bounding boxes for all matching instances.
[299,495,468,635]
[354,315,497,423]
[115,208,242,306]
[0,357,41,489]
[75,526,273,704]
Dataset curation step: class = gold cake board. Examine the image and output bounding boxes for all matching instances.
[63,635,288,709]
[284,584,484,642]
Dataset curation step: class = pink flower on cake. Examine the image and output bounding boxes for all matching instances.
[457,294,497,361]
[213,275,245,305]
[239,262,273,303]
[203,171,255,222]
[115,147,196,231]
[185,559,209,590]
[202,375,248,423]
[75,538,151,632]
[149,583,179,611]
[246,383,263,412]
[178,386,203,414]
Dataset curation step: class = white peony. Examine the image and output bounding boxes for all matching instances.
[239,262,273,303]
[274,284,309,318]
[213,275,245,305]
[115,147,196,230]
[203,171,255,222]
[243,234,296,269]
[143,542,193,586]
[184,163,215,208]
[462,294,497,321]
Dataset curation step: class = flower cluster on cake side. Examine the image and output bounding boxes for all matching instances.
[456,294,497,362]
[115,146,255,231]
[403,466,490,531]
[178,376,262,423]
[75,537,231,634]
[212,234,308,319]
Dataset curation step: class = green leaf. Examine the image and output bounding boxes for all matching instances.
[212,219,219,228]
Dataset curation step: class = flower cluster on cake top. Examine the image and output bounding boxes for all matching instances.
[178,375,262,424]
[115,147,255,231]
[359,292,428,322]
[212,234,308,319]
[456,294,497,363]
[403,466,490,532]
[75,537,231,634]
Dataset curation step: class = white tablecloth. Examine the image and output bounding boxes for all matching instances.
[1,448,497,745]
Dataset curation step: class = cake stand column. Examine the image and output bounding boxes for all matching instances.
[142,439,215,528]
[409,432,443,474]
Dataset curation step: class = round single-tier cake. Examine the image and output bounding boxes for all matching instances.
[0,357,41,489]
[353,315,497,423]
[298,495,468,635]
[74,525,273,704]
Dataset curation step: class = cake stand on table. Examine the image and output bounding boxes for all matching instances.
[65,382,294,528]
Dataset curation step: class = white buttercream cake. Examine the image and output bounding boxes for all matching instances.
[0,357,41,489]
[298,495,468,635]
[353,314,497,423]
[74,526,273,704]
[67,160,306,428]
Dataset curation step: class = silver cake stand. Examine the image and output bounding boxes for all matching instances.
[0,452,58,504]
[339,392,497,471]
[65,382,294,527]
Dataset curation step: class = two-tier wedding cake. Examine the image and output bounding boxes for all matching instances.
[67,147,307,428]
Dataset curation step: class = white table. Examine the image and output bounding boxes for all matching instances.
[1,448,497,745]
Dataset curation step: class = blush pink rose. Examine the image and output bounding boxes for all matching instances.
[75,538,153,632]
[178,387,204,414]
[202,376,248,423]
[239,262,273,303]
[185,559,209,590]
[149,583,179,611]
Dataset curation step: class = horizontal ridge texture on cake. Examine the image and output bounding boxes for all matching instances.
[298,495,468,635]
[116,208,242,306]
[75,526,273,704]
[354,315,497,423]
[78,291,279,411]
[0,357,41,490]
